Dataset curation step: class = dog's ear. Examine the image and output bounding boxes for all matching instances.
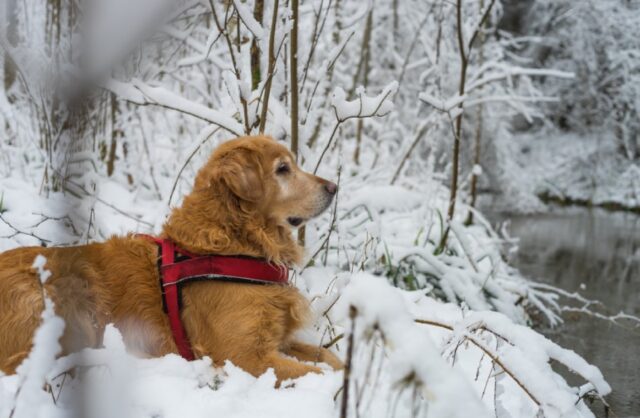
[213,148,264,202]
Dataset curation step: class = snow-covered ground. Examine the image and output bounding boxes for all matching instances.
[0,167,613,418]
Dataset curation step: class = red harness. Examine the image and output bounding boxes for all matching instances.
[138,235,289,360]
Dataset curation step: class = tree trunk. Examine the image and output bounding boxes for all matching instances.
[258,0,279,133]
[466,0,486,226]
[107,93,122,177]
[290,0,304,245]
[353,10,373,165]
[3,0,17,97]
[250,0,264,91]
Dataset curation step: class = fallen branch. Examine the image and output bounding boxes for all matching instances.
[0,213,51,245]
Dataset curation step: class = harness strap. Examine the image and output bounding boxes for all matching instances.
[158,239,195,360]
[137,234,289,361]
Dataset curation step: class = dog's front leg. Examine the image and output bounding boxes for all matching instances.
[231,351,323,385]
[283,341,344,370]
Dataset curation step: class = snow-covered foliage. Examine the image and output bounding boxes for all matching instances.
[0,0,617,417]
[0,267,611,418]
[522,0,640,152]
[490,0,640,211]
[499,129,640,212]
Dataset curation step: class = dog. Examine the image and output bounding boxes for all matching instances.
[0,135,342,382]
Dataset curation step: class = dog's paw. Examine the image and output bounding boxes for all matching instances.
[320,348,344,370]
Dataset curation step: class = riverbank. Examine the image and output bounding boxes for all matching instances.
[537,192,640,214]
[493,129,640,214]
[485,206,640,417]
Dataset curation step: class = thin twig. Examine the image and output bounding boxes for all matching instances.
[390,118,433,184]
[168,127,221,207]
[209,0,251,134]
[323,167,341,265]
[340,306,357,418]
[0,213,51,244]
[300,0,333,91]
[313,89,394,174]
[466,0,496,58]
[414,318,540,406]
[323,333,344,349]
[437,0,497,252]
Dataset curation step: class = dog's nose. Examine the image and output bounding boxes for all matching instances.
[325,182,337,195]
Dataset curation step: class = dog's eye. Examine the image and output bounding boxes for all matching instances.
[276,163,290,175]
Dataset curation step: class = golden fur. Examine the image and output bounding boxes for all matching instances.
[0,135,342,382]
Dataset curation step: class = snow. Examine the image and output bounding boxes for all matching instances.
[1,253,610,418]
[232,0,264,39]
[418,92,466,112]
[105,79,245,136]
[347,185,423,212]
[32,255,51,283]
[0,0,626,416]
[492,128,640,213]
[33,333,340,418]
[331,82,397,121]
[335,273,491,418]
[8,257,65,418]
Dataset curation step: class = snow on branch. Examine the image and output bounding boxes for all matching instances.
[331,81,398,121]
[466,66,574,93]
[464,94,559,107]
[461,312,610,399]
[336,273,491,418]
[312,82,398,173]
[419,62,574,123]
[232,0,264,39]
[418,92,466,113]
[332,272,610,417]
[105,79,244,136]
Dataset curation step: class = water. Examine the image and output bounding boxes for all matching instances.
[486,207,640,418]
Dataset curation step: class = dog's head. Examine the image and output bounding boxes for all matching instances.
[194,136,337,228]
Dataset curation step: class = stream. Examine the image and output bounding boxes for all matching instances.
[486,206,640,417]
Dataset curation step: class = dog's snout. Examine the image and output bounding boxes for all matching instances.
[325,182,337,195]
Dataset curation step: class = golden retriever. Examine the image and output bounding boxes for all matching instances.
[0,135,342,382]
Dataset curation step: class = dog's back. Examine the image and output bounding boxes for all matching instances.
[0,246,50,373]
[0,237,170,374]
